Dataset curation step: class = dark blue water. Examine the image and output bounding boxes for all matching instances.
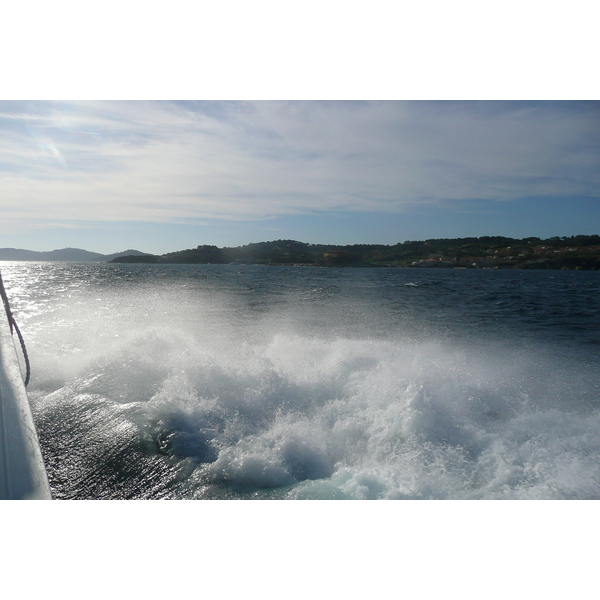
[3,263,599,499]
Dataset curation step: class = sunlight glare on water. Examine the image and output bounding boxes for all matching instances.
[2,262,599,499]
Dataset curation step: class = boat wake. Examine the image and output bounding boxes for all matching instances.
[29,323,600,499]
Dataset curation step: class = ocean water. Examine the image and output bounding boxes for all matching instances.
[2,262,599,499]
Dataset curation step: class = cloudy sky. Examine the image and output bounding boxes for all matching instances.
[1,100,598,254]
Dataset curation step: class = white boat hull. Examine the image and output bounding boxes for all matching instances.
[0,310,52,499]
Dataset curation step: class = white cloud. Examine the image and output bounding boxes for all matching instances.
[1,100,598,231]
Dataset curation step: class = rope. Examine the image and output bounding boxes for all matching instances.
[12,320,31,387]
[0,270,31,387]
[0,270,13,334]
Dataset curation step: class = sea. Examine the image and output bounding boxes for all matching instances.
[2,262,599,500]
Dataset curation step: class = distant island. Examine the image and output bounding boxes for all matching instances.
[2,236,599,270]
[0,248,152,262]
[110,235,600,270]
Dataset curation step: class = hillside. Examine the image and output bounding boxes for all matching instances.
[0,248,151,262]
[111,235,600,270]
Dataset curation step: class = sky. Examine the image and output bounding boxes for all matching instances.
[1,99,599,255]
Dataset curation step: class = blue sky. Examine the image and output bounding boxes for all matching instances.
[1,100,598,255]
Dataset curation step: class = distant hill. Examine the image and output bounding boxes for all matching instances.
[3,236,599,269]
[0,248,152,262]
[105,249,153,261]
[110,235,600,270]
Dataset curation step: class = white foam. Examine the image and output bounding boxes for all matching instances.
[15,264,600,499]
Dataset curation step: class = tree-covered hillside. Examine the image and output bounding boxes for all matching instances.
[110,235,600,270]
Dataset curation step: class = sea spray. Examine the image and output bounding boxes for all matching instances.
[3,262,599,499]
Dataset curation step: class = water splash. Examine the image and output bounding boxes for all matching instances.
[7,263,600,499]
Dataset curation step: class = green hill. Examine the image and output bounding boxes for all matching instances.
[111,235,600,270]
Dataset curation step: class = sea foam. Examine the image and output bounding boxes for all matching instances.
[7,262,599,499]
